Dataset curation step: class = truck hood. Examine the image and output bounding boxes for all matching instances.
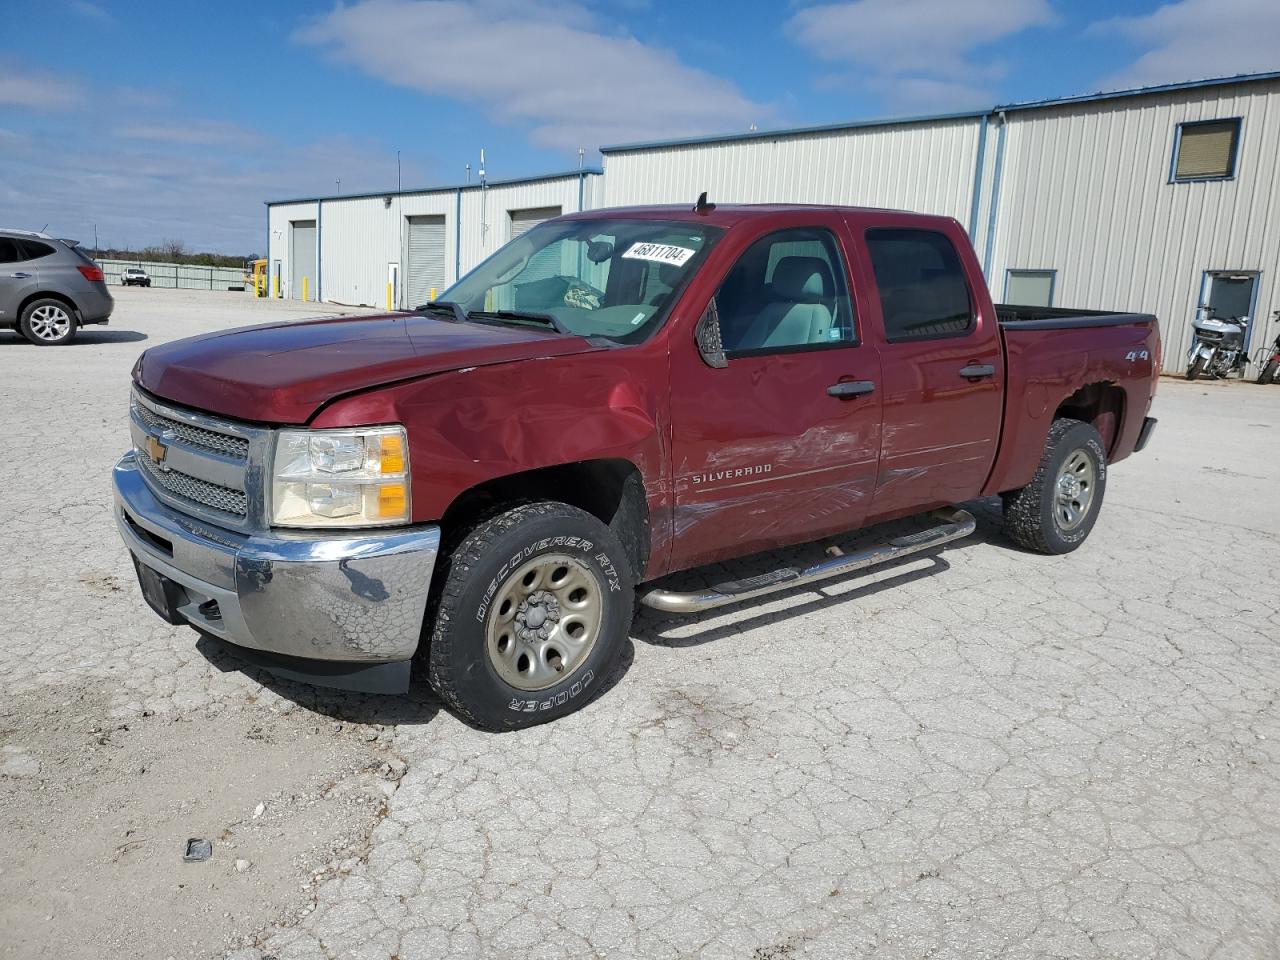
[134,312,606,424]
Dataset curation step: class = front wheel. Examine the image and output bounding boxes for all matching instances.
[427,501,634,731]
[1259,360,1278,385]
[1187,354,1207,381]
[1003,418,1107,555]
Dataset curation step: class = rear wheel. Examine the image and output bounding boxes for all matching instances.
[19,299,77,345]
[1187,355,1207,381]
[427,501,634,731]
[1003,418,1107,555]
[1258,360,1278,385]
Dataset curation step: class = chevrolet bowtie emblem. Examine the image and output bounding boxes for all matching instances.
[146,435,168,464]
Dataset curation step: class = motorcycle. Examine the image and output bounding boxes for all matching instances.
[1257,311,1280,385]
[1186,304,1249,381]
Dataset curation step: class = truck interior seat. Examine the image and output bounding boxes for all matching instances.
[736,256,834,350]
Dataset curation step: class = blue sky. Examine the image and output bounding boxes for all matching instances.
[2,0,1277,253]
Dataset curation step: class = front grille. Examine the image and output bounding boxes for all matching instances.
[133,401,250,460]
[137,447,248,517]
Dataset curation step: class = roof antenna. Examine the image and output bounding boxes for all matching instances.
[693,191,716,215]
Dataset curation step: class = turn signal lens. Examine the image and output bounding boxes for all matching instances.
[379,434,405,475]
[377,483,408,519]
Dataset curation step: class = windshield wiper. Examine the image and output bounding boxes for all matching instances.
[415,300,468,324]
[467,309,571,335]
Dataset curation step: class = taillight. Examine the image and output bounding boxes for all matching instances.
[77,265,104,282]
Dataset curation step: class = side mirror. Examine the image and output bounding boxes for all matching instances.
[695,297,728,369]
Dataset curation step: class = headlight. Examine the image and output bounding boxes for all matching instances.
[271,426,410,528]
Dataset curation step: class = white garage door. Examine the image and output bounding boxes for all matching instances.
[405,215,446,309]
[509,206,562,240]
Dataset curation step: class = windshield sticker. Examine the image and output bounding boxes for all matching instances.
[622,242,696,267]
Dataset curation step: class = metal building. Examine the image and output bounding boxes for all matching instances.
[266,71,1280,374]
[599,71,1280,374]
[266,169,600,309]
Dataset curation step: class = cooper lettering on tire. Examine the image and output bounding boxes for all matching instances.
[427,501,634,731]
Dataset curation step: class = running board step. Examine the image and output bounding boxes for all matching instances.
[639,507,976,615]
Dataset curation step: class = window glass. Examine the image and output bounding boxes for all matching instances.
[19,240,56,260]
[1005,269,1055,307]
[1174,119,1240,181]
[866,229,974,342]
[0,238,23,264]
[715,227,855,355]
[445,218,721,343]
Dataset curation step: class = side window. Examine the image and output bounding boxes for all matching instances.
[865,228,974,343]
[20,240,57,259]
[716,227,855,356]
[0,238,23,264]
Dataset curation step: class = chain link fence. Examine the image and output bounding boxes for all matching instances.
[98,259,248,291]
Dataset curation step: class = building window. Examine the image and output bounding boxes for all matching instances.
[1005,269,1056,307]
[1171,118,1241,181]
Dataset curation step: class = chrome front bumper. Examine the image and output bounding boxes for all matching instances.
[113,452,439,689]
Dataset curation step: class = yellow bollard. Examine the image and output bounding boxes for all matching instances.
[386,282,393,311]
[429,287,436,302]
[302,276,309,302]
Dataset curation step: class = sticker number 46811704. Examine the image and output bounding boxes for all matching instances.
[1125,350,1150,362]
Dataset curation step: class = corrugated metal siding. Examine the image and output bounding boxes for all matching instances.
[987,80,1280,372]
[269,174,598,307]
[600,118,983,223]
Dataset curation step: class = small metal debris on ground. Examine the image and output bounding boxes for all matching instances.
[182,838,212,862]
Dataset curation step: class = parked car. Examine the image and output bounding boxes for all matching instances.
[0,228,113,345]
[113,202,1160,729]
[121,267,151,287]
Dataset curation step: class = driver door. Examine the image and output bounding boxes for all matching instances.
[666,218,883,571]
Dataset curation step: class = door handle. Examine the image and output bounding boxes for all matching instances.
[827,380,876,399]
[9,272,32,279]
[959,364,996,379]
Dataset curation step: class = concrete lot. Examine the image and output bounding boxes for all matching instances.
[2,286,1278,959]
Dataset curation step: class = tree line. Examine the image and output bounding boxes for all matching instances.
[87,238,260,268]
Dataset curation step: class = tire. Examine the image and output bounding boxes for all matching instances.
[19,298,78,345]
[1186,355,1207,381]
[1258,360,1278,385]
[427,501,635,731]
[1002,418,1107,555]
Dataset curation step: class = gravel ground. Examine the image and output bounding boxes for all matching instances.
[2,286,1279,959]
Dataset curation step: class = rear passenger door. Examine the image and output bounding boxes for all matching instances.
[0,237,40,326]
[855,223,1004,520]
[667,218,883,570]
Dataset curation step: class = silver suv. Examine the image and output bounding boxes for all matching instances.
[0,228,114,345]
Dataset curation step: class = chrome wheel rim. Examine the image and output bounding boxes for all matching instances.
[28,304,71,341]
[485,553,603,691]
[1054,448,1096,530]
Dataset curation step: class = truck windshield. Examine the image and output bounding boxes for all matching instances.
[441,218,722,342]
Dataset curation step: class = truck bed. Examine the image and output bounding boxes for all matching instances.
[996,304,1157,331]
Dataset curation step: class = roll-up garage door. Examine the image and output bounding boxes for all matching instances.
[405,215,446,309]
[509,207,563,285]
[290,220,316,300]
[509,206,561,240]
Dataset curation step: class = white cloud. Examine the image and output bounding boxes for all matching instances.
[0,65,85,111]
[115,120,266,148]
[70,1,113,22]
[295,0,771,149]
[787,0,1055,112]
[0,123,423,253]
[1090,0,1280,89]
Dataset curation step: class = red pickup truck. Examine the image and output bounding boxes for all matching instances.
[114,202,1159,729]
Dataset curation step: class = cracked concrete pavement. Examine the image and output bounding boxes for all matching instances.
[2,287,1279,959]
